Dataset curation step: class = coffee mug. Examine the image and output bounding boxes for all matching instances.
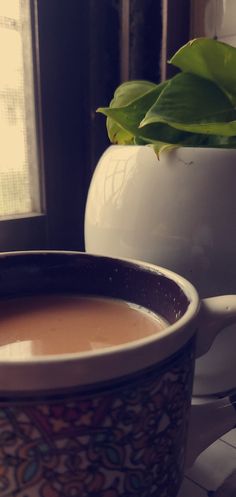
[0,250,235,497]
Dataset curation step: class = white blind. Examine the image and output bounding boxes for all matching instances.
[0,0,41,218]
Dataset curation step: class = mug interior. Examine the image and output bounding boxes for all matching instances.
[0,251,190,326]
[0,251,200,391]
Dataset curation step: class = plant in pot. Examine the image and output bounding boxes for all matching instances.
[85,37,236,397]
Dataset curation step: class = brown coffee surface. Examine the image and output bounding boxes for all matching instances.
[0,295,168,359]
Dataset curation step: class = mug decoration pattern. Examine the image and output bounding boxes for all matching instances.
[0,339,194,497]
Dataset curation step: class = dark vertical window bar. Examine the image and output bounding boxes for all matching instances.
[162,0,191,80]
[121,0,163,83]
[120,0,130,81]
[88,0,121,175]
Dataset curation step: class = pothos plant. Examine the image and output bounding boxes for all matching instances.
[97,38,236,155]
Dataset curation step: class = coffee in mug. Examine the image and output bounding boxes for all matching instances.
[0,294,167,358]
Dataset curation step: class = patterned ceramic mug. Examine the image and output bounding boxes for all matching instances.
[0,251,235,497]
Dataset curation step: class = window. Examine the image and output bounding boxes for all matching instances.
[0,0,41,218]
[0,0,45,251]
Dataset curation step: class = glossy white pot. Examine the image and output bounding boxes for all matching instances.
[85,145,236,396]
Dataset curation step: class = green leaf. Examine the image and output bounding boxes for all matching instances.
[204,135,236,147]
[98,81,168,144]
[98,82,192,142]
[106,118,134,145]
[139,131,236,155]
[98,82,218,155]
[98,39,236,154]
[106,80,158,144]
[170,37,236,104]
[140,72,236,136]
[132,135,177,156]
[111,80,157,105]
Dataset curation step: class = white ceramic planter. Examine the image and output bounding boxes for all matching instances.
[85,145,236,395]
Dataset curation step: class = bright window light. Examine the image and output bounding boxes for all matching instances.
[0,0,41,218]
